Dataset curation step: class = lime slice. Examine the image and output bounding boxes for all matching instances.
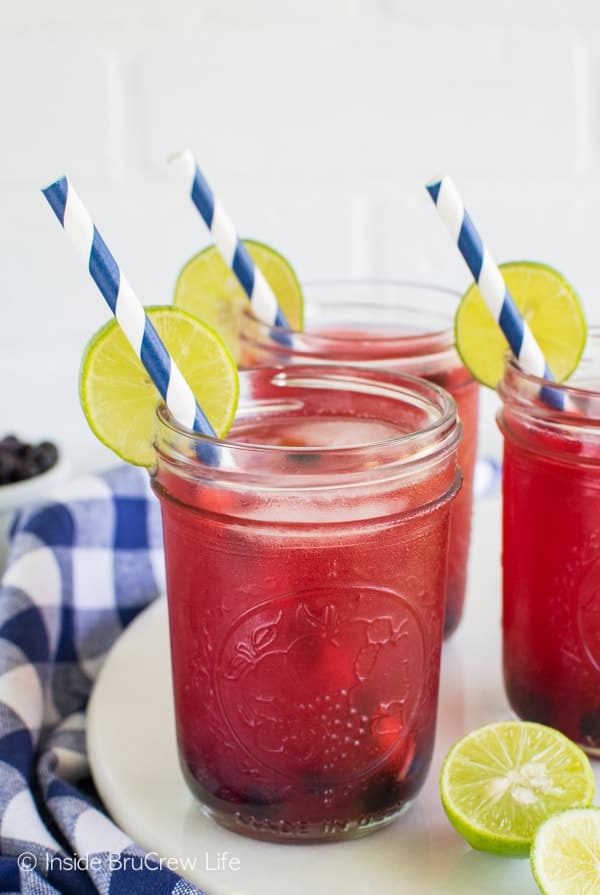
[80,306,239,467]
[455,261,586,388]
[440,721,595,857]
[173,240,304,362]
[531,807,600,894]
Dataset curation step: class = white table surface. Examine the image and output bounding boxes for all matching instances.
[87,496,596,895]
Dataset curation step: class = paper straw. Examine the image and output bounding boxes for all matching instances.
[426,176,565,411]
[170,149,290,331]
[42,176,221,463]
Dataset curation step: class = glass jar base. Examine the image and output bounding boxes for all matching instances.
[505,684,600,758]
[198,800,414,843]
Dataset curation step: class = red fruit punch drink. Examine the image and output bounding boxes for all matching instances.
[152,365,461,841]
[240,281,479,637]
[498,337,600,753]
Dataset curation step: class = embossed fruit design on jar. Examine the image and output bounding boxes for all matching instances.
[499,338,600,754]
[218,587,424,785]
[153,365,461,841]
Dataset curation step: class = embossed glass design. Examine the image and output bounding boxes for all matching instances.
[498,333,600,755]
[239,281,479,637]
[152,365,461,841]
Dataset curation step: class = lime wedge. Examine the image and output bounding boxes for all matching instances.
[173,240,304,362]
[531,807,600,894]
[80,306,239,467]
[455,261,586,388]
[440,721,595,857]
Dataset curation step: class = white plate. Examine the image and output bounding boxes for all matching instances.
[87,498,595,894]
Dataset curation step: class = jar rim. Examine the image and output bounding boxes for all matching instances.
[157,364,457,450]
[153,365,461,492]
[499,328,600,427]
[242,279,459,357]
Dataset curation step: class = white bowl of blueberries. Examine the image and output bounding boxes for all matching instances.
[0,433,68,573]
[0,434,66,513]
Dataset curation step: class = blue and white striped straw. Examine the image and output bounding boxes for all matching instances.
[426,175,565,410]
[42,176,220,462]
[170,149,290,330]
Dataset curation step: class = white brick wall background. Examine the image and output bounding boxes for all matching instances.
[2,0,599,472]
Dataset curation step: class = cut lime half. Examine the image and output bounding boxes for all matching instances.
[80,306,239,467]
[440,720,595,857]
[531,807,600,894]
[173,239,304,362]
[455,261,586,388]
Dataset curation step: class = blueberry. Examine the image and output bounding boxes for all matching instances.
[0,446,16,463]
[18,460,41,482]
[0,452,17,485]
[213,784,282,808]
[9,465,25,483]
[0,435,21,452]
[33,442,59,473]
[17,443,34,463]
[359,774,400,815]
[288,452,322,465]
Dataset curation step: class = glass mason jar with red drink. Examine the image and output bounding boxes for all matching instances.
[240,281,479,637]
[152,364,461,841]
[498,333,600,754]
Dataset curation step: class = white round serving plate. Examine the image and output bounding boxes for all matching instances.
[87,498,598,894]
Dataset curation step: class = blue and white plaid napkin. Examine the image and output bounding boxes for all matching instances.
[0,464,205,895]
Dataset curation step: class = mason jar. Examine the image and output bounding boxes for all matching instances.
[498,333,600,754]
[152,364,461,841]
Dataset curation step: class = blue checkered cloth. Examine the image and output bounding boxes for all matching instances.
[0,464,206,895]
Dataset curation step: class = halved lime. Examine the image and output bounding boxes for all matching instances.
[455,261,586,388]
[173,240,304,362]
[440,721,595,857]
[531,807,600,894]
[80,306,239,467]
